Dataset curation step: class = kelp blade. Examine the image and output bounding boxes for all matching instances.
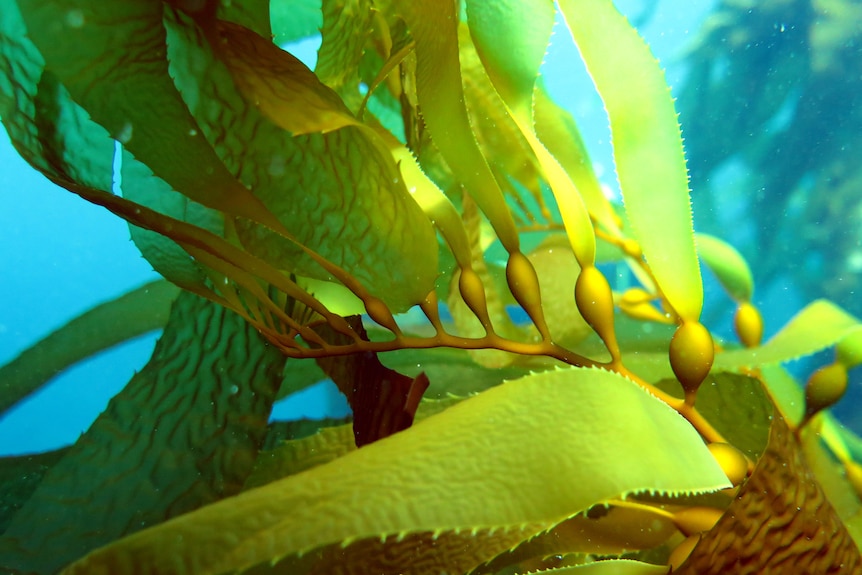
[715,299,860,370]
[61,368,728,574]
[0,280,178,416]
[16,0,282,229]
[695,233,754,302]
[558,0,703,321]
[465,0,598,267]
[392,0,520,252]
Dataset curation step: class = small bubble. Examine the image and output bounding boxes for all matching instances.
[229,384,239,395]
[65,9,85,28]
[188,128,198,136]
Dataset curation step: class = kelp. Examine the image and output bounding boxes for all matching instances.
[0,280,178,414]
[0,292,286,574]
[2,0,862,573]
[60,368,730,575]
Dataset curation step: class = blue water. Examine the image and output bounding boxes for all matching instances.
[4,0,793,456]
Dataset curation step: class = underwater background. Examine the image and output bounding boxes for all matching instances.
[2,0,860,456]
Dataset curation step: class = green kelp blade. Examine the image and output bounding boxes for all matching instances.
[0,280,178,416]
[695,233,754,302]
[391,0,519,253]
[271,0,322,45]
[5,0,224,293]
[559,0,703,322]
[457,24,548,225]
[120,149,226,292]
[465,0,554,122]
[0,3,220,297]
[534,86,621,238]
[0,293,286,575]
[216,0,271,38]
[0,2,113,191]
[171,16,439,312]
[315,0,372,105]
[209,19,358,135]
[464,1,596,267]
[837,326,862,368]
[61,367,729,575]
[715,300,860,370]
[16,0,283,231]
[480,507,678,572]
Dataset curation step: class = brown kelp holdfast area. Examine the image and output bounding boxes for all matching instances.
[2,0,862,574]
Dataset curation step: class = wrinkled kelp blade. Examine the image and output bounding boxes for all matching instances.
[315,0,372,106]
[216,0,271,37]
[559,0,703,321]
[0,2,112,191]
[16,0,283,230]
[120,148,226,292]
[0,293,285,574]
[676,414,861,573]
[0,280,178,416]
[1,0,223,293]
[61,368,728,575]
[175,16,438,311]
[208,19,358,135]
[0,449,66,535]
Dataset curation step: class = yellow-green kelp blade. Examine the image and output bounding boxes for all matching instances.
[534,86,621,238]
[696,233,754,302]
[465,0,597,267]
[465,0,554,121]
[392,0,520,253]
[61,368,728,575]
[715,300,860,370]
[559,0,703,321]
[537,560,671,574]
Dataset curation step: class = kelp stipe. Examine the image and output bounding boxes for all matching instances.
[2,0,862,573]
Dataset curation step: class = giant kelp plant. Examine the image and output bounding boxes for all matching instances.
[2,0,862,573]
